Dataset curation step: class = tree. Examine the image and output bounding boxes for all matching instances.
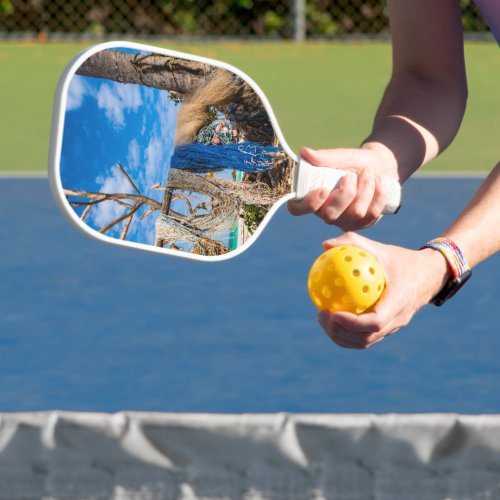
[64,163,280,255]
[76,49,275,144]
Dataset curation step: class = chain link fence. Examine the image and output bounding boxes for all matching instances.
[0,0,491,40]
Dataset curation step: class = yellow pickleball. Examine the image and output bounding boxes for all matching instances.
[308,245,385,315]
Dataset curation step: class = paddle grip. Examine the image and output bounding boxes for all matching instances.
[294,158,402,214]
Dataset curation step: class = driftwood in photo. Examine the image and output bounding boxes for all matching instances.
[64,163,279,255]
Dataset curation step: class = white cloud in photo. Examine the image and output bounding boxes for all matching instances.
[144,135,166,184]
[127,139,141,171]
[128,209,157,246]
[141,214,157,245]
[156,91,178,147]
[66,75,95,111]
[91,164,133,230]
[88,165,160,245]
[97,82,142,128]
[147,90,178,182]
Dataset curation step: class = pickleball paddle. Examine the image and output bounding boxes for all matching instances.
[48,41,401,261]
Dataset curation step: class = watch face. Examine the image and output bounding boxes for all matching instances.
[432,269,472,306]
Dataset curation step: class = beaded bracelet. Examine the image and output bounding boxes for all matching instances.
[421,238,470,278]
[421,237,472,306]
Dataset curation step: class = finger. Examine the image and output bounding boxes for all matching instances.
[342,176,386,230]
[322,231,368,250]
[331,336,365,349]
[337,167,376,223]
[318,312,371,348]
[365,176,387,220]
[332,296,401,339]
[352,167,376,217]
[288,188,330,216]
[331,317,391,349]
[319,310,392,349]
[316,172,357,224]
[319,322,363,349]
[331,324,373,347]
[300,147,370,170]
[327,326,382,349]
[330,311,385,335]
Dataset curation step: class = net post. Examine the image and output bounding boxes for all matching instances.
[293,0,306,42]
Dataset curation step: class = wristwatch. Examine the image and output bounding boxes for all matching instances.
[421,238,472,306]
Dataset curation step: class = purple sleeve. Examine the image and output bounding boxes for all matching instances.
[473,0,500,44]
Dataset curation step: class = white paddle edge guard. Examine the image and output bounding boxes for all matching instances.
[295,158,402,214]
[48,40,300,263]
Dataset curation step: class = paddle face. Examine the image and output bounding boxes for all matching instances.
[49,42,297,261]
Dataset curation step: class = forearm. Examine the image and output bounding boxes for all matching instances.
[361,0,467,183]
[441,162,500,267]
[363,73,467,182]
[413,163,500,306]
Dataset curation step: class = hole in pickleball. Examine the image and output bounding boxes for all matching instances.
[359,251,367,257]
[334,277,344,287]
[378,284,382,291]
[333,303,342,311]
[356,306,365,314]
[369,267,375,275]
[327,264,335,272]
[342,295,351,304]
[344,256,352,262]
[313,271,321,282]
[352,269,360,277]
[322,286,332,299]
[362,285,369,293]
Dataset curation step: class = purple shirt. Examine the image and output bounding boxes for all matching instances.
[474,0,500,44]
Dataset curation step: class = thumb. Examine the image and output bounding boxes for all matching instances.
[322,231,370,250]
[300,147,367,170]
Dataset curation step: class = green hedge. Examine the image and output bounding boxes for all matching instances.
[0,0,490,38]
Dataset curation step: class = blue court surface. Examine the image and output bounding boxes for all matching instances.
[0,176,498,413]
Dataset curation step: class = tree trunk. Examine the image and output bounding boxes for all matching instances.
[76,51,212,96]
[167,169,279,207]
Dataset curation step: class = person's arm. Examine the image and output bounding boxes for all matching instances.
[441,164,500,267]
[318,163,500,349]
[288,0,467,230]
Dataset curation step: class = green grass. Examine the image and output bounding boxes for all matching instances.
[0,40,497,172]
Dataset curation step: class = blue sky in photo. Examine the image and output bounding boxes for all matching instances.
[61,72,179,246]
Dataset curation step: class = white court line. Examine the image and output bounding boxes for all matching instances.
[414,170,487,178]
[0,171,48,178]
[0,170,489,179]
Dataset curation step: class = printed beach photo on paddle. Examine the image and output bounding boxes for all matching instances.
[60,47,294,256]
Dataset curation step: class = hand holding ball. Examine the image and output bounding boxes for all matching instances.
[308,245,385,314]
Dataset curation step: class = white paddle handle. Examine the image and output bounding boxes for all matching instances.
[294,158,402,214]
